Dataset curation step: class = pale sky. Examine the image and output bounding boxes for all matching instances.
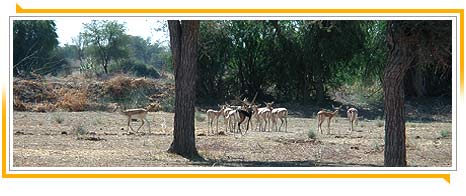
[54,18,169,46]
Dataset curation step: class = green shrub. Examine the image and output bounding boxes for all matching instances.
[440,129,449,138]
[53,114,64,124]
[73,124,88,139]
[307,129,317,139]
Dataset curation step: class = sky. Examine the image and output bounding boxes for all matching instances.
[54,17,169,46]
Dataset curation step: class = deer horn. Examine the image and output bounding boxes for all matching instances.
[251,92,258,105]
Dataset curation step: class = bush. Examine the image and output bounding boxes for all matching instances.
[53,114,64,124]
[307,129,317,139]
[73,124,88,139]
[376,117,384,127]
[56,88,88,111]
[160,96,175,112]
[195,111,206,122]
[440,129,449,138]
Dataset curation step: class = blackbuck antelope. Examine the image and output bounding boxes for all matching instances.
[233,93,258,135]
[114,104,151,134]
[317,106,341,134]
[347,107,359,132]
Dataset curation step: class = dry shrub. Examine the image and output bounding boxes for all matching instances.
[32,103,56,112]
[13,97,30,111]
[104,75,133,98]
[56,88,88,111]
[13,79,58,103]
[146,102,162,112]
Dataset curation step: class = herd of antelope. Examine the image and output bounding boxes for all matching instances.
[205,94,359,136]
[112,94,359,136]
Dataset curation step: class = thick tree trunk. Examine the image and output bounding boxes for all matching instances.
[383,21,415,167]
[167,20,202,160]
[383,62,407,167]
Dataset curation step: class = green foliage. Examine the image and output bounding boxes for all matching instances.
[114,59,160,78]
[82,20,129,74]
[196,20,382,104]
[13,20,67,76]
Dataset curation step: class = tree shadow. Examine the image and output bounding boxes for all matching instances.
[190,159,382,167]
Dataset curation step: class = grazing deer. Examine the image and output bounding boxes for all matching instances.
[317,106,341,135]
[347,107,358,133]
[114,104,151,134]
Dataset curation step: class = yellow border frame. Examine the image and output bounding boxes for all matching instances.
[3,4,462,183]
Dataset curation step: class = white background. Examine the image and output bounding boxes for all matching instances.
[1,0,464,195]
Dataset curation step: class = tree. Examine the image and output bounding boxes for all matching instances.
[383,21,451,166]
[167,20,202,160]
[82,20,128,74]
[13,20,63,76]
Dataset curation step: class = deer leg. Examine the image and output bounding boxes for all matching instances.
[285,117,288,132]
[327,118,331,135]
[146,118,151,134]
[137,118,145,132]
[215,117,218,133]
[128,117,135,132]
[279,118,284,132]
[318,116,324,134]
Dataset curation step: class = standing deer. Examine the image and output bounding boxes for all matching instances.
[317,106,341,135]
[234,93,258,135]
[206,105,226,135]
[347,107,358,133]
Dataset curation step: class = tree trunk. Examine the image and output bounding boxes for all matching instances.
[167,20,202,160]
[383,21,415,167]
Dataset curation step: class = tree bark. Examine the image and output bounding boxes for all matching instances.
[383,21,416,167]
[167,20,202,160]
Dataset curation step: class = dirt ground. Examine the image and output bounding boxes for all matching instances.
[12,111,452,167]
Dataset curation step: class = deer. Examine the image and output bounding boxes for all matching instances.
[267,102,288,132]
[272,108,288,132]
[346,107,359,133]
[206,105,226,135]
[251,104,272,132]
[317,105,341,135]
[234,93,258,135]
[113,104,151,134]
